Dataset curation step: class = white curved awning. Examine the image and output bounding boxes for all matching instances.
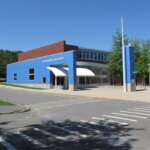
[63,67,95,77]
[46,67,67,77]
[46,67,95,77]
[77,68,95,77]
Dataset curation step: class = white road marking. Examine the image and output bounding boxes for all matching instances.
[16,132,48,148]
[102,115,137,122]
[134,107,150,111]
[26,98,94,107]
[0,136,17,150]
[33,128,66,140]
[34,101,98,111]
[120,110,150,116]
[77,124,101,134]
[112,112,147,119]
[91,117,128,125]
[50,124,87,138]
[91,117,105,121]
[128,109,150,113]
[80,120,97,125]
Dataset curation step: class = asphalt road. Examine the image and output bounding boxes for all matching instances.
[0,87,150,150]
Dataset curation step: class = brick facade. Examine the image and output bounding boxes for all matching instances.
[18,41,78,61]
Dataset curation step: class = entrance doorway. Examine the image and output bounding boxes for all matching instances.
[52,75,67,89]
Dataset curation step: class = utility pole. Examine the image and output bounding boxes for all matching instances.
[121,16,127,92]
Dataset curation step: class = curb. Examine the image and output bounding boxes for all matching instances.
[0,106,31,115]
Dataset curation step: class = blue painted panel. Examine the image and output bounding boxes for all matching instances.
[125,46,136,84]
[7,51,77,84]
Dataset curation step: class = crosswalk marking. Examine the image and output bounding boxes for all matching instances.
[50,124,88,138]
[120,110,150,116]
[16,132,48,148]
[80,120,97,125]
[134,107,150,111]
[91,117,105,121]
[128,109,150,113]
[112,112,147,119]
[102,115,137,122]
[33,128,66,140]
[0,136,17,150]
[91,117,128,125]
[76,124,101,134]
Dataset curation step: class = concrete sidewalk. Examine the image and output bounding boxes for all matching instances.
[0,105,30,115]
[0,84,150,103]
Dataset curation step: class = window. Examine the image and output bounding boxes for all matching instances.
[29,68,34,80]
[14,73,17,80]
[43,77,46,83]
[79,77,85,84]
[90,51,94,60]
[77,50,82,59]
[94,51,98,60]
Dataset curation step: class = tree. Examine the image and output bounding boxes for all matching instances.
[107,30,129,84]
[0,49,22,81]
[132,40,150,85]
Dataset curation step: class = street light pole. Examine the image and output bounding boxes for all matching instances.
[121,16,127,92]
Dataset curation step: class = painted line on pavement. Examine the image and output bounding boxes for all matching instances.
[102,115,137,122]
[26,98,93,107]
[112,112,147,119]
[91,117,128,125]
[50,124,88,138]
[128,109,150,113]
[76,124,101,134]
[16,132,48,148]
[0,136,17,150]
[120,110,150,116]
[34,101,99,111]
[25,99,75,107]
[33,128,66,140]
[134,107,150,111]
[80,120,97,125]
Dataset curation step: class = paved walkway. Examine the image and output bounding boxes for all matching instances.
[0,105,30,115]
[0,84,150,103]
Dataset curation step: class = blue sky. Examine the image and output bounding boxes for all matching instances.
[0,0,150,51]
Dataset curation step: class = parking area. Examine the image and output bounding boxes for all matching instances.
[0,87,150,150]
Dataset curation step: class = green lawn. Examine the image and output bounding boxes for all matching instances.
[0,100,15,106]
[1,82,47,90]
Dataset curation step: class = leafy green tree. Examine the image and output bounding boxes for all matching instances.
[107,30,129,84]
[132,40,150,85]
[0,50,22,81]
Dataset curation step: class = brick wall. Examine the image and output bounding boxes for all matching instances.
[18,41,66,61]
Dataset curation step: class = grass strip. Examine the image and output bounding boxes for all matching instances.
[0,100,15,106]
[1,82,46,90]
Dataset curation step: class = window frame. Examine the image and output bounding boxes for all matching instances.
[29,68,35,80]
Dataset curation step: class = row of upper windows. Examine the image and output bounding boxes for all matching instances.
[77,48,109,61]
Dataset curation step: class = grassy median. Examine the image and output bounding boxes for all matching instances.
[0,100,15,106]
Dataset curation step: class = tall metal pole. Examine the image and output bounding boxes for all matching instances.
[121,16,127,92]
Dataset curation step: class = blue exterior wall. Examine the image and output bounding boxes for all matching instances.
[125,46,136,84]
[7,51,76,85]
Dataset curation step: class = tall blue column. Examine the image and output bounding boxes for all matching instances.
[49,70,53,88]
[68,51,77,91]
[125,46,136,92]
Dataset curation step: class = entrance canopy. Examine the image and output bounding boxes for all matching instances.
[46,67,67,77]
[46,67,95,77]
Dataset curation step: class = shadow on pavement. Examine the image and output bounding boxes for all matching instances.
[0,119,143,150]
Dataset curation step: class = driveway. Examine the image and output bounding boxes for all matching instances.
[0,87,150,150]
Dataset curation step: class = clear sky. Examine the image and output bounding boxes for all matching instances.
[0,0,150,51]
